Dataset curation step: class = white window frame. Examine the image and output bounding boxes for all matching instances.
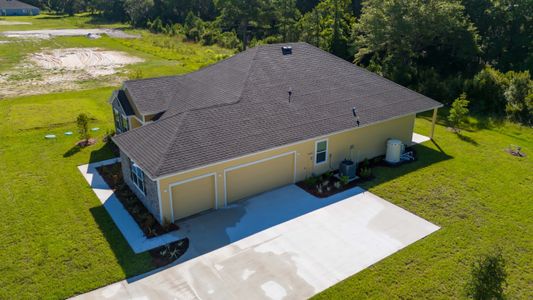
[130,161,146,195]
[314,139,328,166]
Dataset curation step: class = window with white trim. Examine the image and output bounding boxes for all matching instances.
[315,140,328,165]
[130,162,145,195]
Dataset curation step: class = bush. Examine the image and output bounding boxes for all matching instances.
[465,66,508,114]
[76,113,90,142]
[359,167,372,179]
[339,175,349,186]
[304,175,319,187]
[217,31,240,49]
[505,71,532,125]
[448,93,470,131]
[466,250,507,300]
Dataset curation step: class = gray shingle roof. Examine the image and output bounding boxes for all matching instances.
[114,42,442,179]
[0,0,38,9]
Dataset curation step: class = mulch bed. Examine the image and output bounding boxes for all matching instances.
[297,152,416,198]
[505,146,526,157]
[97,162,179,238]
[150,238,189,268]
[296,172,374,198]
[76,138,97,147]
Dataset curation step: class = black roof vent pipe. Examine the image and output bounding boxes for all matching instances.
[281,46,292,55]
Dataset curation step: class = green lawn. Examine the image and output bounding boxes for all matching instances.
[316,114,533,299]
[0,89,154,299]
[0,13,126,31]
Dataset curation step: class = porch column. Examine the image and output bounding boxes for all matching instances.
[430,108,438,140]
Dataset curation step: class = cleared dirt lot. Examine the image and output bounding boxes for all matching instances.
[0,47,143,98]
[1,28,139,39]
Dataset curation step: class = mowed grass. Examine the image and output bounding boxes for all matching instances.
[316,114,533,299]
[0,13,125,31]
[0,89,154,299]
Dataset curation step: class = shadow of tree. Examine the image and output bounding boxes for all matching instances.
[456,132,479,146]
[63,145,81,158]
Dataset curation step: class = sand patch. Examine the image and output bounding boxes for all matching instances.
[0,48,143,98]
[0,21,32,25]
[0,41,10,44]
[31,48,143,76]
[2,28,139,39]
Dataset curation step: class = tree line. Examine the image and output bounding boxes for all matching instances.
[26,0,532,124]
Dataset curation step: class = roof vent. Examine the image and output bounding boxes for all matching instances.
[352,107,360,127]
[281,46,292,55]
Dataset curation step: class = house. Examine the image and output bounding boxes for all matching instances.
[0,0,40,16]
[111,42,442,225]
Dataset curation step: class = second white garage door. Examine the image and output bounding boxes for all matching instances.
[225,152,295,203]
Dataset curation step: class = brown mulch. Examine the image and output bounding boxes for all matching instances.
[296,171,375,198]
[505,148,526,157]
[97,163,179,238]
[150,239,189,268]
[76,138,97,147]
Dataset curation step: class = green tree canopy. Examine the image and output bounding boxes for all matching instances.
[355,0,479,100]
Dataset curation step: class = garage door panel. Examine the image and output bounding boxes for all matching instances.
[226,154,294,203]
[171,175,216,221]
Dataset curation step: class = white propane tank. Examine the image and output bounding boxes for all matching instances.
[385,139,403,163]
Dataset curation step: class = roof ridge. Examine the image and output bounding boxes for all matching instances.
[232,46,261,105]
[159,47,259,120]
[154,48,260,173]
[152,111,190,177]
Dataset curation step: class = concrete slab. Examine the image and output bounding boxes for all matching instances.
[73,185,439,299]
[78,159,182,253]
[412,132,431,144]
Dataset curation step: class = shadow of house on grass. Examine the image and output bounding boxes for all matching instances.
[89,141,118,163]
[89,205,154,277]
[359,141,452,191]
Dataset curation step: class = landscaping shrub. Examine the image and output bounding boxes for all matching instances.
[504,71,532,125]
[304,174,319,187]
[448,93,470,131]
[76,113,90,143]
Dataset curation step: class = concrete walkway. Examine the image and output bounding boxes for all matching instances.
[78,159,182,253]
[73,185,439,299]
[412,132,431,144]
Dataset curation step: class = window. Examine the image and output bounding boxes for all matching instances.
[315,139,328,165]
[130,162,145,195]
[113,108,129,133]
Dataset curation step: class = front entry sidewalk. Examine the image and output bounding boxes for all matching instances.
[73,185,439,299]
[78,158,182,253]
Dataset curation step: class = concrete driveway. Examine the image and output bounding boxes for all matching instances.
[74,186,439,300]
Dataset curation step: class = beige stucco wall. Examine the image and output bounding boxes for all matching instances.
[129,116,143,129]
[157,114,415,222]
